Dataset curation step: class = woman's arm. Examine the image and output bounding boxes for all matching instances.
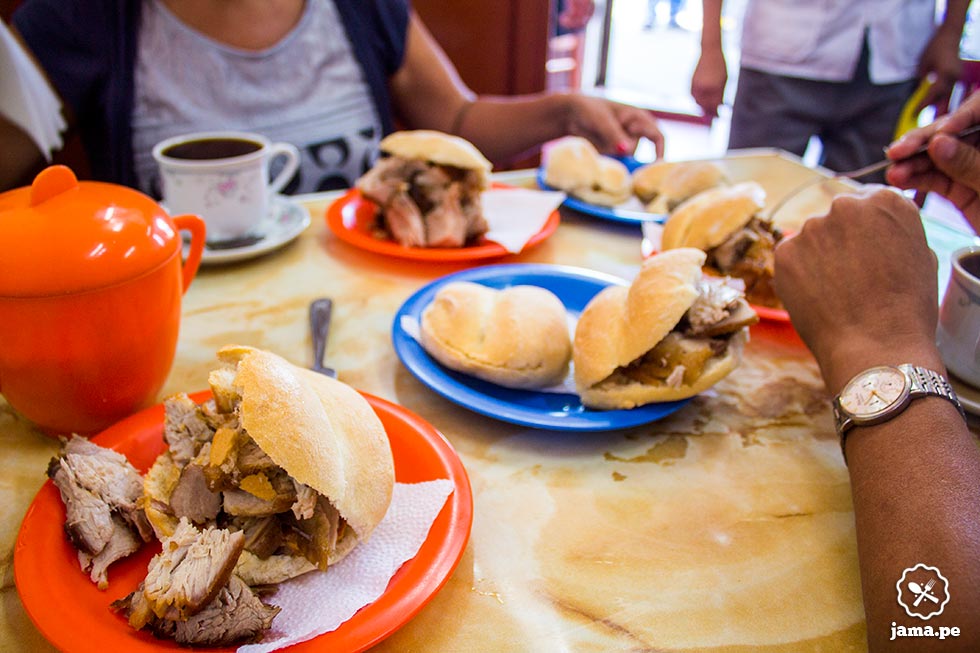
[387,12,664,165]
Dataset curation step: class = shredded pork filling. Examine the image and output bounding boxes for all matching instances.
[705,216,782,308]
[356,155,488,248]
[152,393,346,574]
[600,279,757,389]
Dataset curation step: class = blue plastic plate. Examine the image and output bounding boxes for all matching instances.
[536,157,666,225]
[392,263,691,431]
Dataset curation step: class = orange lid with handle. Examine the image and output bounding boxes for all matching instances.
[0,165,190,297]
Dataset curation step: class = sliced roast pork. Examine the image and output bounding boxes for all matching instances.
[48,436,153,588]
[112,519,279,646]
[131,518,246,625]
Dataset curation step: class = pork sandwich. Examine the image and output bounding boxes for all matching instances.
[543,136,632,206]
[661,182,784,308]
[420,281,572,389]
[142,345,395,587]
[573,248,757,409]
[356,130,493,248]
[632,160,728,213]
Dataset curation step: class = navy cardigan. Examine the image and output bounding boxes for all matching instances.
[13,0,409,188]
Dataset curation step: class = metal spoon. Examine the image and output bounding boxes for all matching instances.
[309,298,337,378]
[768,124,980,221]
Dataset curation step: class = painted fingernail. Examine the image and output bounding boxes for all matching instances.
[616,141,630,155]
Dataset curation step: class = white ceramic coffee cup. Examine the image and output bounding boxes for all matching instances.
[937,245,980,388]
[153,131,300,244]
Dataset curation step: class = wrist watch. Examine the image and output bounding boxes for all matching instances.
[833,364,966,461]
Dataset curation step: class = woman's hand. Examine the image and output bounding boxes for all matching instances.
[564,94,665,159]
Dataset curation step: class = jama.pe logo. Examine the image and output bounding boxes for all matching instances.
[896,563,950,620]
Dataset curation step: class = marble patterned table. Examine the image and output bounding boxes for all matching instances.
[1,156,976,652]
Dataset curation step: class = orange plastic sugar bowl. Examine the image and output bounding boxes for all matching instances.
[0,165,206,435]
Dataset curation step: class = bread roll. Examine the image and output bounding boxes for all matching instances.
[661,182,766,251]
[380,129,492,189]
[543,136,602,193]
[543,136,632,206]
[574,249,750,409]
[420,281,572,389]
[631,160,676,204]
[644,161,729,213]
[574,156,632,206]
[143,345,395,584]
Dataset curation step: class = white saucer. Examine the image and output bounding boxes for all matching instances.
[949,373,980,416]
[183,196,311,265]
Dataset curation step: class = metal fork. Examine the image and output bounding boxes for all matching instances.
[309,297,338,378]
[768,124,980,221]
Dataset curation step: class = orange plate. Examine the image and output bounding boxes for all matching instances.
[14,390,473,653]
[326,184,560,262]
[751,304,790,322]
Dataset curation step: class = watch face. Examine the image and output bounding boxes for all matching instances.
[839,366,910,419]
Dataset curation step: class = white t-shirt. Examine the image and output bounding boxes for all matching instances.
[739,0,938,84]
[132,0,382,196]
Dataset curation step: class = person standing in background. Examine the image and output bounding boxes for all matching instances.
[691,0,968,179]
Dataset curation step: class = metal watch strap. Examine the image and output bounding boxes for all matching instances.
[899,364,967,421]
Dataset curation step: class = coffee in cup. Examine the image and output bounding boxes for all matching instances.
[938,245,980,388]
[153,131,300,245]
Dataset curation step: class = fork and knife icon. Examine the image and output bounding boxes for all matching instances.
[908,579,940,607]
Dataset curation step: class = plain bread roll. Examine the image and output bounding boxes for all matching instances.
[420,282,572,389]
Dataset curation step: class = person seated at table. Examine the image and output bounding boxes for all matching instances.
[887,87,980,234]
[1,0,665,196]
[774,189,980,649]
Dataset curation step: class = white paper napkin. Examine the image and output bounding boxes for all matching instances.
[239,479,455,653]
[481,188,566,253]
[641,220,664,254]
[399,314,579,394]
[0,20,66,159]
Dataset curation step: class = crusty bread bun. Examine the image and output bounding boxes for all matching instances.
[543,136,632,206]
[661,181,766,251]
[543,136,602,192]
[631,160,676,204]
[573,249,750,409]
[380,129,492,189]
[420,282,572,389]
[645,161,729,214]
[574,156,632,206]
[143,346,395,585]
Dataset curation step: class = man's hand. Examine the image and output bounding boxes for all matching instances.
[914,28,963,113]
[691,48,727,119]
[886,90,980,234]
[774,189,941,394]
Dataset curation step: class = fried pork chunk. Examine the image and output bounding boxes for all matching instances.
[47,437,153,588]
[617,278,757,388]
[112,519,280,647]
[144,393,347,585]
[705,217,783,308]
[357,155,488,248]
